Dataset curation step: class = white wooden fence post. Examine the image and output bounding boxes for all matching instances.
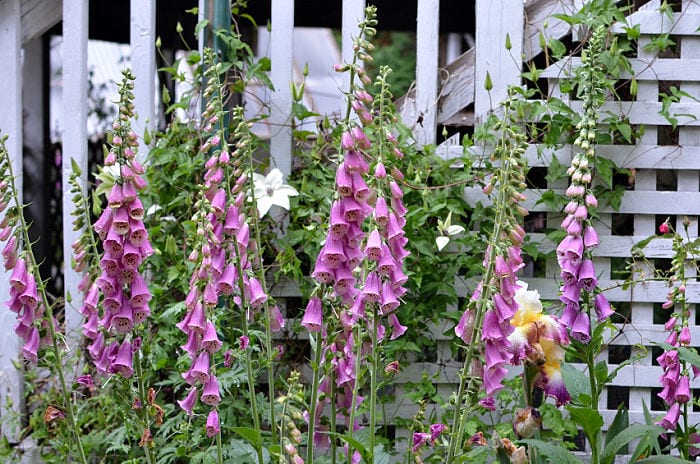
[62,0,89,353]
[341,0,366,97]
[270,0,294,176]
[414,0,440,147]
[130,0,156,162]
[0,0,24,443]
[474,0,523,122]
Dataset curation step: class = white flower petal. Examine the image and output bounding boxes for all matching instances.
[266,168,284,189]
[256,197,273,218]
[276,185,299,197]
[270,191,291,211]
[436,236,450,251]
[446,225,465,236]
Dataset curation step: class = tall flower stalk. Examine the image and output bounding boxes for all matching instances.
[84,70,157,462]
[553,26,616,464]
[655,220,699,460]
[176,49,282,464]
[447,89,531,463]
[0,134,88,464]
[301,7,411,463]
[556,25,613,342]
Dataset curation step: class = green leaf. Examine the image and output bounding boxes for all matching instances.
[561,363,590,402]
[595,360,609,387]
[617,122,632,143]
[520,439,582,464]
[231,427,261,450]
[194,19,210,36]
[70,158,82,176]
[548,38,567,58]
[595,157,615,189]
[326,432,370,462]
[636,456,695,464]
[373,445,390,464]
[567,406,603,444]
[603,405,629,459]
[601,424,663,460]
[544,155,567,183]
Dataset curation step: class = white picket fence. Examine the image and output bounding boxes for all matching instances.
[2,0,700,460]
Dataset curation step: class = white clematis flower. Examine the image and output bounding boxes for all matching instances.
[252,168,299,218]
[436,211,465,251]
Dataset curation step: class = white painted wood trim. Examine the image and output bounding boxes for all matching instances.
[611,11,700,35]
[20,0,61,44]
[62,0,88,356]
[474,0,523,122]
[0,0,24,443]
[341,0,366,96]
[414,0,440,147]
[130,0,156,162]
[540,56,700,80]
[270,0,294,176]
[464,187,700,215]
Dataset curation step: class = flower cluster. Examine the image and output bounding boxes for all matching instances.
[655,222,699,432]
[557,25,614,341]
[0,137,47,364]
[176,52,284,437]
[83,70,153,378]
[508,282,570,405]
[453,91,530,410]
[302,106,409,431]
[301,18,410,458]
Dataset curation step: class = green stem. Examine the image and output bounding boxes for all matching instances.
[134,350,156,464]
[245,140,277,445]
[306,332,324,464]
[217,427,224,464]
[347,323,363,461]
[241,313,264,464]
[446,133,519,464]
[330,374,337,464]
[2,143,88,464]
[369,307,380,458]
[585,346,600,464]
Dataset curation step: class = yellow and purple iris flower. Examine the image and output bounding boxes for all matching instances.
[508,282,571,406]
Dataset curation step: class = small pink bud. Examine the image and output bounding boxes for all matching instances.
[374,162,386,179]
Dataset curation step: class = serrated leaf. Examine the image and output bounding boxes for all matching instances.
[520,439,582,464]
[561,363,590,401]
[601,424,662,460]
